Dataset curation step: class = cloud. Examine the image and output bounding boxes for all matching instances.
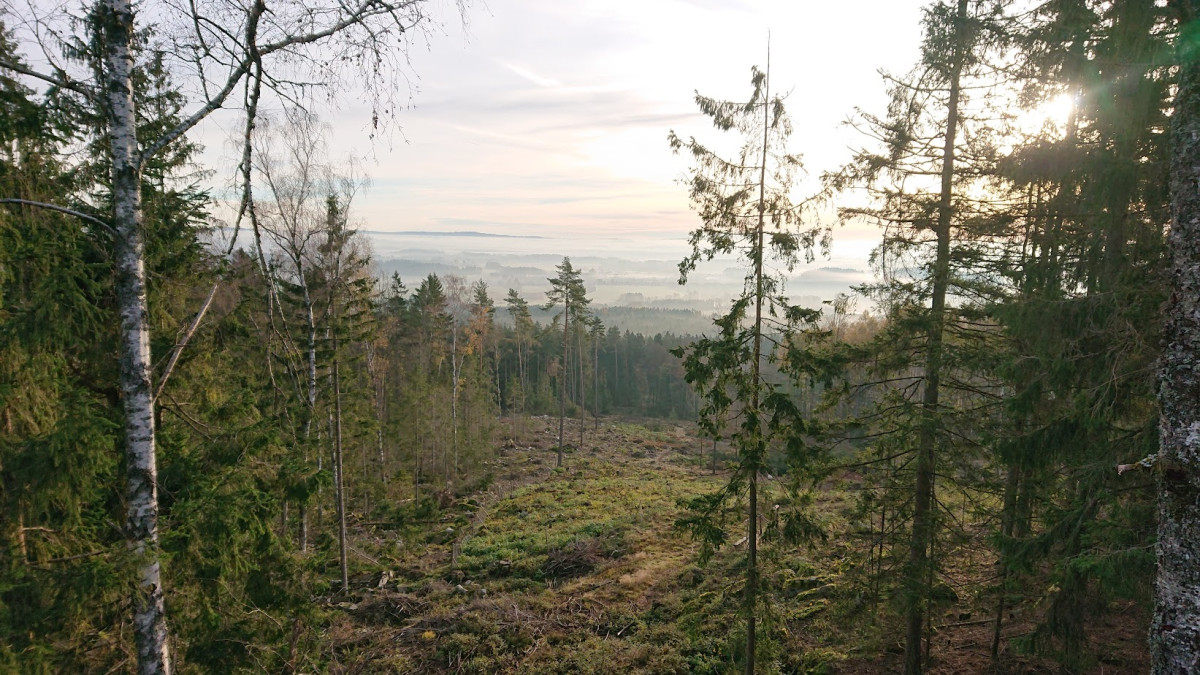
[190,0,930,276]
[498,61,563,88]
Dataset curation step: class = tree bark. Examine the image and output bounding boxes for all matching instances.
[593,330,600,431]
[578,327,585,450]
[1154,4,1200,670]
[102,1,172,672]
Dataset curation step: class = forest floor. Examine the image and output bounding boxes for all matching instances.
[316,416,1149,674]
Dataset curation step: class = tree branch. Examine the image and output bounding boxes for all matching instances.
[0,198,114,235]
[153,280,220,403]
[141,0,425,167]
[0,59,97,100]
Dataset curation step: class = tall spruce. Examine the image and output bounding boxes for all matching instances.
[827,2,1010,670]
[991,1,1169,666]
[669,57,824,674]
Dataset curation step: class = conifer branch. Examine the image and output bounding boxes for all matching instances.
[0,198,114,235]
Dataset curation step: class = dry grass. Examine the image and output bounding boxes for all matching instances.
[316,416,1148,674]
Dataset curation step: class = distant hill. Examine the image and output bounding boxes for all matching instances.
[495,305,716,337]
[364,230,545,239]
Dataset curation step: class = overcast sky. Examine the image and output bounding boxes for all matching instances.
[197,0,931,264]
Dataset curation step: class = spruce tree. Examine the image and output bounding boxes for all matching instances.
[989,1,1168,666]
[669,58,824,674]
[827,2,1010,670]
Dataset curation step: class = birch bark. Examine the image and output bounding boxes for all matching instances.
[102,0,171,671]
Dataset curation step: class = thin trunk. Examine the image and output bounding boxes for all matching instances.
[517,333,526,413]
[557,296,569,467]
[593,333,600,431]
[333,358,349,592]
[103,1,171,671]
[924,472,937,668]
[991,464,1021,662]
[744,48,772,675]
[578,328,585,451]
[1153,4,1200,669]
[876,496,886,611]
[362,423,369,515]
[904,2,965,672]
[292,264,318,555]
[452,327,460,476]
[377,426,386,484]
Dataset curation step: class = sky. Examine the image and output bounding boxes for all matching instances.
[197,0,931,270]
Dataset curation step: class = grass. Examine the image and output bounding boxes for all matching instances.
[308,417,1148,674]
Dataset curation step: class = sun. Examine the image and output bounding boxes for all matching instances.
[1013,92,1076,137]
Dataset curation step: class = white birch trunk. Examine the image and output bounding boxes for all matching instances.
[102,0,171,672]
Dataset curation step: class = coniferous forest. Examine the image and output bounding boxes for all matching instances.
[3,1,1200,673]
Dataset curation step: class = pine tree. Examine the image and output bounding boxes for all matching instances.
[544,257,590,467]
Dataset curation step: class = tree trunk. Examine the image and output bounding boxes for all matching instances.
[333,358,349,592]
[557,295,569,467]
[991,464,1021,662]
[579,328,585,451]
[102,1,172,672]
[743,50,773,675]
[452,326,460,476]
[1153,5,1200,669]
[594,332,600,431]
[903,3,965,673]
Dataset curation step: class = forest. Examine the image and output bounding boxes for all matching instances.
[4,0,1200,674]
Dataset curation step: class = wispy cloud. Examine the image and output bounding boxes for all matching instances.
[196,0,931,271]
[498,61,562,88]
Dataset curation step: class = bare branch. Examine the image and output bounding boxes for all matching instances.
[153,280,219,403]
[0,58,97,100]
[142,0,427,167]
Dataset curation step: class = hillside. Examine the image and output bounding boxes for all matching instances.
[309,418,1148,674]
